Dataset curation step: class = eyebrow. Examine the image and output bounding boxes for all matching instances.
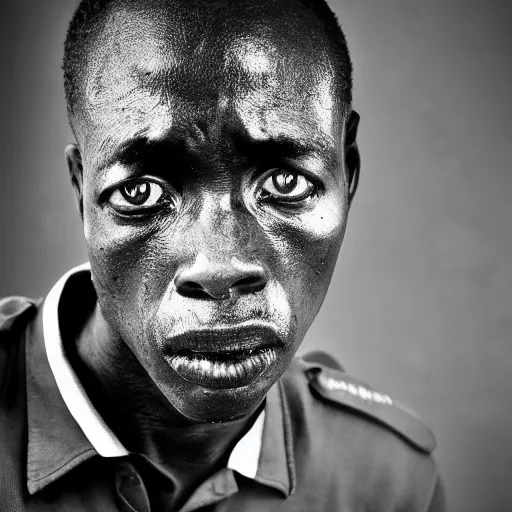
[99,131,337,175]
[232,133,334,164]
[100,136,187,172]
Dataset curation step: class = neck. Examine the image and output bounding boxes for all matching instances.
[68,302,261,487]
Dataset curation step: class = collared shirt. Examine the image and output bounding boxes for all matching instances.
[40,263,264,479]
[21,266,294,511]
[0,267,445,511]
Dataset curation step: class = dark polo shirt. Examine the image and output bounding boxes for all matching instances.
[0,268,445,511]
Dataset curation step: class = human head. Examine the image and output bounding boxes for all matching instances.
[64,0,360,423]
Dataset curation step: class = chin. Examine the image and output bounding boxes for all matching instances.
[167,364,282,423]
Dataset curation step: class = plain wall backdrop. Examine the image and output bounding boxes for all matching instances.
[1,1,511,510]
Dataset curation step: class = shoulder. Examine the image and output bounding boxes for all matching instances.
[280,350,444,511]
[0,296,39,335]
[0,296,40,369]
[283,350,436,453]
[0,297,41,508]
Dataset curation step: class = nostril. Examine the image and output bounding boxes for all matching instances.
[231,274,267,295]
[179,281,211,299]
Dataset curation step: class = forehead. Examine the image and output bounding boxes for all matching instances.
[78,4,342,166]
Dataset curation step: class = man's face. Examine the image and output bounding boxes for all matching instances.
[71,5,352,422]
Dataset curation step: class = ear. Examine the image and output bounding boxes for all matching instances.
[65,144,84,220]
[344,110,361,208]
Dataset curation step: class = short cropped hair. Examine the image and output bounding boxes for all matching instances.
[63,0,353,121]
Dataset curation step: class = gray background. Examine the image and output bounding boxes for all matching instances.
[1,1,511,510]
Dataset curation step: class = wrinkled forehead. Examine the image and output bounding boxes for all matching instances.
[76,2,342,163]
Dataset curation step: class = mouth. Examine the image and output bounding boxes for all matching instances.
[163,323,283,389]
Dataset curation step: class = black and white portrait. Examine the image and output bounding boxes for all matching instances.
[0,1,510,511]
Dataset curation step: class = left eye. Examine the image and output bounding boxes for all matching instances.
[109,180,165,212]
[260,170,315,202]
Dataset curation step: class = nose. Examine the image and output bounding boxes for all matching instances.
[175,254,268,300]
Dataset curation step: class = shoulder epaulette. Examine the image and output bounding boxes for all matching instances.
[301,352,436,454]
[0,296,38,334]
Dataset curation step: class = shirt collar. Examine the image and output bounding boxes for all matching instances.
[41,262,128,458]
[26,264,295,496]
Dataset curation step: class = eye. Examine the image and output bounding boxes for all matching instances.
[108,180,168,213]
[260,170,316,202]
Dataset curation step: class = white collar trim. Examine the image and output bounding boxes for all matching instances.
[227,408,265,479]
[42,263,264,478]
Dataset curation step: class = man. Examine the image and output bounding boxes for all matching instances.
[0,0,445,510]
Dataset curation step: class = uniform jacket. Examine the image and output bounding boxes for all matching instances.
[0,289,445,512]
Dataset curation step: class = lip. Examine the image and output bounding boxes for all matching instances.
[163,321,284,354]
[163,322,283,389]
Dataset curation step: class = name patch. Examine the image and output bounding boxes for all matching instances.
[317,373,393,405]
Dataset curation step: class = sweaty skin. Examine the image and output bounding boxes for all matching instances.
[65,0,360,503]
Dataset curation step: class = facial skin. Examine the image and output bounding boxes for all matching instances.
[66,0,360,428]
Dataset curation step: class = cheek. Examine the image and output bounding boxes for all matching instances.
[304,198,347,284]
[263,198,347,337]
[83,202,175,345]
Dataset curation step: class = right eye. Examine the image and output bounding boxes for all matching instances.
[107,179,173,215]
